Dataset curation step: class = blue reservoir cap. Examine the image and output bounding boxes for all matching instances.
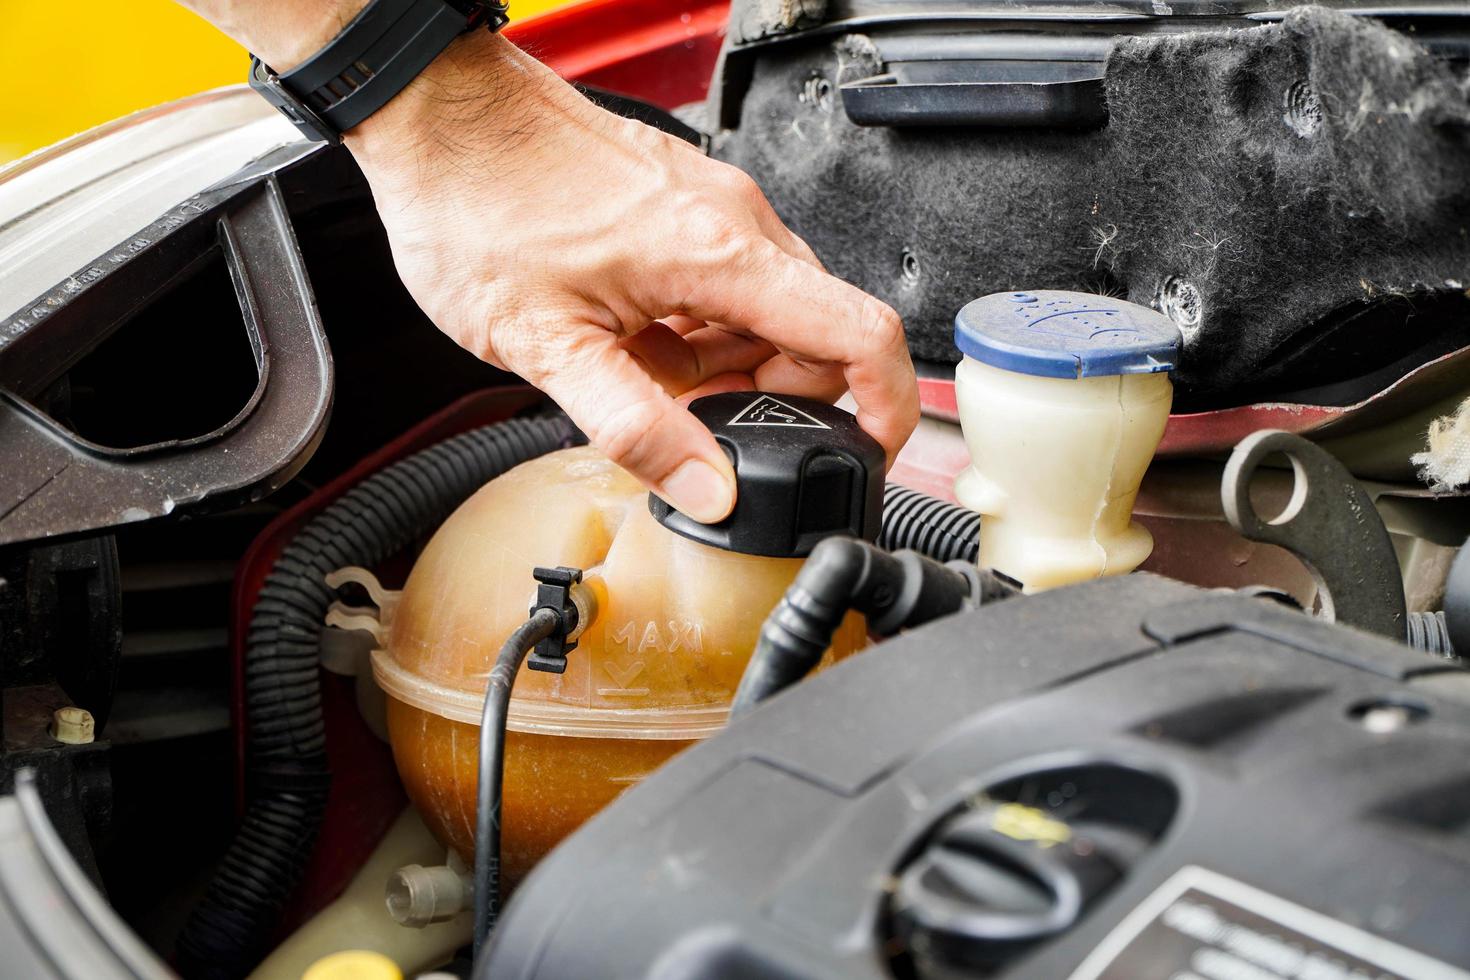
[954,290,1181,380]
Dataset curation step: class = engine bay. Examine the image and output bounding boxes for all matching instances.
[2,1,1470,978]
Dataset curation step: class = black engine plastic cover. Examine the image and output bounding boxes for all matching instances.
[483,574,1470,979]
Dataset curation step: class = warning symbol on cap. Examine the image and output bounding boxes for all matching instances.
[727,396,830,429]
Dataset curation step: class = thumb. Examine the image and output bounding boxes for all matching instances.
[530,331,737,524]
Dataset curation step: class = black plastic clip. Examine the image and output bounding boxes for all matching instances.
[527,566,583,674]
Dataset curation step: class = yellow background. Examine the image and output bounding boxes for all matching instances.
[0,0,568,164]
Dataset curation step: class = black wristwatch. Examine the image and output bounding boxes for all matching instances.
[249,0,509,146]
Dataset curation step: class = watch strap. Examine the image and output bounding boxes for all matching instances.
[250,0,507,145]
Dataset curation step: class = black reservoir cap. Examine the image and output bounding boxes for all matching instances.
[649,392,885,558]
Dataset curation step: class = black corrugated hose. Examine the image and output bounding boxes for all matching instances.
[879,483,981,564]
[175,414,577,980]
[1407,610,1456,658]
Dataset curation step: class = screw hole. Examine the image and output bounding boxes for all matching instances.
[1157,276,1203,343]
[801,74,834,113]
[900,248,921,286]
[1283,80,1322,138]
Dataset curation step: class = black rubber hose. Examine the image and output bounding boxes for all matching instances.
[731,538,873,719]
[474,607,561,957]
[879,483,980,564]
[175,415,576,980]
[730,537,990,721]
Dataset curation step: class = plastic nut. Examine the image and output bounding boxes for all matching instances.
[385,864,472,928]
[50,707,94,745]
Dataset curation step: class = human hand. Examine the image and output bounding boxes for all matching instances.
[179,3,919,522]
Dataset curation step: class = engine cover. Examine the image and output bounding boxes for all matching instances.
[482,574,1470,979]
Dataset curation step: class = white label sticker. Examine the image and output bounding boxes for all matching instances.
[1069,866,1468,980]
[726,396,829,429]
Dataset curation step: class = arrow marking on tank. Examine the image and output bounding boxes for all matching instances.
[601,659,646,689]
[728,396,829,429]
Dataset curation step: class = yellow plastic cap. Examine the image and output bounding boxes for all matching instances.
[301,951,403,980]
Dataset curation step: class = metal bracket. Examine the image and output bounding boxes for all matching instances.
[1221,430,1406,639]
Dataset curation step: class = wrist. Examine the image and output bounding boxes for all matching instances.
[345,30,588,185]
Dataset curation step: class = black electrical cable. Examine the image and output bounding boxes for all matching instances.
[176,414,576,980]
[474,607,562,957]
[730,537,1010,720]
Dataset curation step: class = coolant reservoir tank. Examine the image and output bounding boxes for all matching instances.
[953,291,1181,592]
[375,394,880,887]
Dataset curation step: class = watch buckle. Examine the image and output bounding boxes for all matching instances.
[248,57,343,146]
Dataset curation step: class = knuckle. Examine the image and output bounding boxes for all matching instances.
[724,168,766,207]
[694,208,756,267]
[857,296,906,354]
[590,398,668,471]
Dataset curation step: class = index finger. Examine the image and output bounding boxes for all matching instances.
[676,244,919,463]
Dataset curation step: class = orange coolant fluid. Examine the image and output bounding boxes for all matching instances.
[372,445,866,886]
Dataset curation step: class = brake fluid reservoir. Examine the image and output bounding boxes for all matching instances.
[953,291,1181,592]
[374,393,882,887]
